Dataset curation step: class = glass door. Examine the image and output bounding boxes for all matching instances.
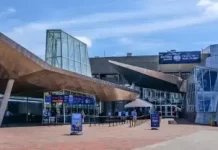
[165,105,172,117]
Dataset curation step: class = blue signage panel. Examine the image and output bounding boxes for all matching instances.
[47,95,95,105]
[68,95,74,104]
[71,96,95,105]
[150,113,160,128]
[51,95,64,103]
[159,51,201,64]
[63,95,69,103]
[45,95,52,103]
[71,113,82,132]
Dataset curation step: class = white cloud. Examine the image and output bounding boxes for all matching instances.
[119,37,133,45]
[7,8,16,13]
[117,38,176,54]
[197,0,218,16]
[82,15,214,39]
[74,36,92,47]
[197,0,213,6]
[0,7,16,18]
[3,0,218,57]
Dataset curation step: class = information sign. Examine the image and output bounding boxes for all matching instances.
[150,113,160,129]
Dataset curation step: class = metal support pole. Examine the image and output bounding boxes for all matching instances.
[63,103,66,124]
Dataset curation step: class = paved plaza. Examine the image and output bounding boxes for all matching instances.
[0,119,217,150]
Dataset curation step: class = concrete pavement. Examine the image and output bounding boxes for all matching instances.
[0,119,217,150]
[135,130,218,150]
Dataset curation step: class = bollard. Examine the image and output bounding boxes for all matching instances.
[109,117,111,127]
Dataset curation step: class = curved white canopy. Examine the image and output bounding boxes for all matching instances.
[124,98,153,108]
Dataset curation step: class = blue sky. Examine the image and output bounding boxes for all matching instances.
[0,0,218,58]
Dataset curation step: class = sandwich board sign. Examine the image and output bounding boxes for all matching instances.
[70,113,83,135]
[150,113,160,130]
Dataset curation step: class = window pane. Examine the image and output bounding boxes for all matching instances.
[74,40,80,62]
[81,65,87,75]
[203,69,211,91]
[80,43,87,65]
[75,62,81,73]
[69,59,75,72]
[62,58,69,70]
[195,68,203,91]
[61,32,68,57]
[210,70,218,91]
[53,32,62,57]
[69,36,75,60]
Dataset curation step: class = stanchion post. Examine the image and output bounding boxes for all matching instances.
[109,116,111,127]
[129,119,131,128]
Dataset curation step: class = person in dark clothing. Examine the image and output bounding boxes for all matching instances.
[4,110,10,126]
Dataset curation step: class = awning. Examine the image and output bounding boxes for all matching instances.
[109,60,184,93]
[0,32,138,101]
[124,99,153,108]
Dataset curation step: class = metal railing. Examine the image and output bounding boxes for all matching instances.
[41,115,148,127]
[87,115,148,127]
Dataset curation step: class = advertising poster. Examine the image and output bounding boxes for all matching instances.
[71,113,82,132]
[150,113,160,129]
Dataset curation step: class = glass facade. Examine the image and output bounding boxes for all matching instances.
[142,88,183,106]
[142,88,184,117]
[0,96,43,124]
[186,67,218,113]
[43,90,97,124]
[45,29,91,76]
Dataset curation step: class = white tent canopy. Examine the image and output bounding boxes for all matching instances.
[124,98,153,108]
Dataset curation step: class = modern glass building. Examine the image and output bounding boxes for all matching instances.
[186,66,218,124]
[43,30,98,124]
[45,29,91,77]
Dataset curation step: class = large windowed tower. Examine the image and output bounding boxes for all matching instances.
[45,29,91,77]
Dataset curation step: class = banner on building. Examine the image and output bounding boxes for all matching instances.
[45,95,95,105]
[159,51,201,64]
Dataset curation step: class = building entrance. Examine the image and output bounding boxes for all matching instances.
[155,105,177,118]
[42,90,97,124]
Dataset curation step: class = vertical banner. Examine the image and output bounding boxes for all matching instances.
[150,113,160,129]
[71,113,83,135]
